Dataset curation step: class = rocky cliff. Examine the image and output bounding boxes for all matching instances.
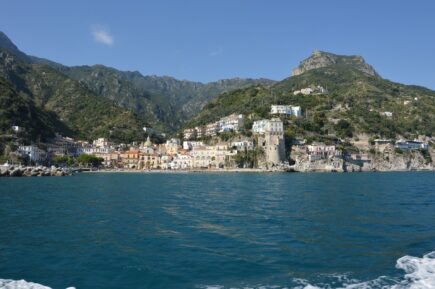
[291,145,434,173]
[292,50,379,77]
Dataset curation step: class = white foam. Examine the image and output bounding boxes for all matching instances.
[392,251,435,289]
[200,251,435,289]
[0,279,75,289]
[3,252,434,289]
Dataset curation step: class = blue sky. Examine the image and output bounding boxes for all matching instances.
[1,0,434,88]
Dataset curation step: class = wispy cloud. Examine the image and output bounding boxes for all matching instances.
[91,25,114,46]
[210,46,224,57]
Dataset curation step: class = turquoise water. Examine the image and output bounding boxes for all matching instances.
[0,172,434,289]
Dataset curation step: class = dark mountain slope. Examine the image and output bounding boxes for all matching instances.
[0,49,147,142]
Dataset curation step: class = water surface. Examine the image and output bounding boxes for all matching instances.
[0,172,434,288]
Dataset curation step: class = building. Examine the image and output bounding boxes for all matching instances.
[374,139,392,145]
[183,141,204,151]
[294,88,313,95]
[252,118,284,135]
[253,119,286,166]
[183,114,244,139]
[270,105,301,117]
[170,153,192,170]
[218,114,244,132]
[230,139,254,151]
[395,140,428,150]
[381,111,393,117]
[190,144,236,169]
[11,126,23,133]
[205,122,219,137]
[120,149,140,168]
[139,153,161,170]
[93,138,111,148]
[183,128,196,140]
[306,144,341,161]
[191,146,215,168]
[50,135,81,156]
[195,126,205,138]
[165,138,181,155]
[46,145,66,157]
[140,136,155,154]
[160,155,173,170]
[293,85,327,95]
[17,146,47,164]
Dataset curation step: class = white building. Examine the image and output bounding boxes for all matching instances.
[252,118,284,135]
[191,146,215,168]
[293,86,327,96]
[270,105,301,117]
[230,139,254,151]
[306,144,341,161]
[395,140,428,150]
[93,138,111,148]
[381,111,393,117]
[170,154,192,170]
[11,126,23,133]
[18,146,47,164]
[166,138,181,145]
[218,114,244,132]
[374,139,392,145]
[190,144,237,169]
[205,122,219,137]
[294,88,314,95]
[183,128,196,140]
[183,141,204,151]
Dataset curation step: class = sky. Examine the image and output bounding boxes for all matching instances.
[1,0,435,89]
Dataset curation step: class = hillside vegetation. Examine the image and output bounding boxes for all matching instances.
[0,31,274,138]
[188,52,435,141]
[0,49,147,142]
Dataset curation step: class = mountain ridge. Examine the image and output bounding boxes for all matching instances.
[0,31,275,140]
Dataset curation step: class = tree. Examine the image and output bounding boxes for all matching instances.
[52,155,74,167]
[76,154,104,167]
[334,119,354,138]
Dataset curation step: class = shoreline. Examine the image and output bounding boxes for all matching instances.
[83,168,288,174]
[83,167,435,174]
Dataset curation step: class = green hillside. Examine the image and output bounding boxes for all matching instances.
[0,49,147,143]
[188,52,435,141]
[0,77,69,141]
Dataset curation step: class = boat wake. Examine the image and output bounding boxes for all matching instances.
[200,251,435,289]
[1,252,433,289]
[0,279,75,289]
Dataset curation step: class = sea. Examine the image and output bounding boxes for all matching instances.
[0,172,434,289]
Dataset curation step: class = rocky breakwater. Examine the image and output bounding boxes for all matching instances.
[0,165,71,177]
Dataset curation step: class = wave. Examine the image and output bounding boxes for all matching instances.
[0,279,75,289]
[199,251,435,289]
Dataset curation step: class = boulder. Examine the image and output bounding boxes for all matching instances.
[9,168,22,177]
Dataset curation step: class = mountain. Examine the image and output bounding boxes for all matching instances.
[292,50,379,77]
[0,48,148,143]
[59,65,275,131]
[189,51,435,140]
[0,31,274,142]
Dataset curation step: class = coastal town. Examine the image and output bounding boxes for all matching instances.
[1,97,433,175]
